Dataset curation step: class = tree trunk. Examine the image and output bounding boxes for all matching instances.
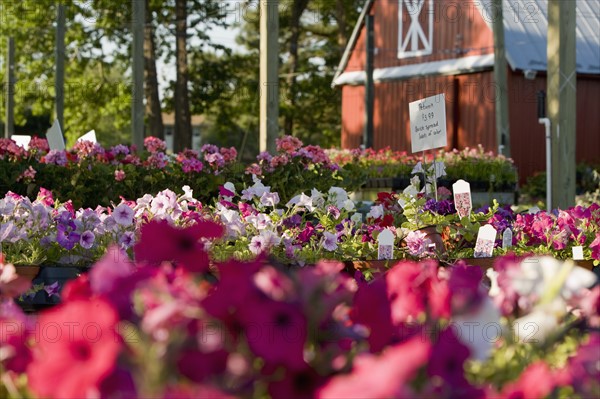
[144,0,164,139]
[336,0,348,55]
[284,0,309,137]
[174,0,192,152]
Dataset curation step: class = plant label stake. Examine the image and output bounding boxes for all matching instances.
[76,130,97,144]
[453,180,472,218]
[502,228,513,249]
[572,246,584,260]
[46,119,66,151]
[474,225,497,258]
[12,135,31,150]
[377,229,394,260]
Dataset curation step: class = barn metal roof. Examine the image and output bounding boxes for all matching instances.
[332,0,600,87]
[477,0,600,75]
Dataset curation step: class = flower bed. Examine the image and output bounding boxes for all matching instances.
[1,136,519,209]
[328,145,518,192]
[0,137,240,209]
[2,177,599,271]
[1,221,599,398]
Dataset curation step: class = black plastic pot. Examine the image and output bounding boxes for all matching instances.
[18,266,90,311]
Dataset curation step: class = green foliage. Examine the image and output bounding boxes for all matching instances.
[521,163,600,206]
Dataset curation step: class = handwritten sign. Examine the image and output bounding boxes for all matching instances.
[409,93,447,153]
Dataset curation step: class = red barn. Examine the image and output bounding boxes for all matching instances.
[333,0,600,182]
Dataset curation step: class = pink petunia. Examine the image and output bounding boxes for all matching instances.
[0,261,32,299]
[317,335,431,399]
[27,299,121,399]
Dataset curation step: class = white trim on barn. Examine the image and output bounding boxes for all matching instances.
[397,0,434,59]
[333,53,495,86]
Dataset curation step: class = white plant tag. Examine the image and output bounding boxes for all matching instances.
[11,135,31,149]
[502,228,513,249]
[528,206,541,214]
[474,225,497,258]
[46,119,65,150]
[377,229,394,260]
[76,129,97,144]
[453,179,472,218]
[572,246,584,260]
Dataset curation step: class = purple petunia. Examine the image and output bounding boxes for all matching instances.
[113,204,134,226]
[44,282,61,298]
[80,230,95,249]
[423,199,456,216]
[56,224,80,250]
[322,231,338,251]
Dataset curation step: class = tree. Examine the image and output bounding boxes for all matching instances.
[144,0,164,139]
[0,0,132,144]
[284,0,310,136]
[230,0,363,148]
[173,0,191,152]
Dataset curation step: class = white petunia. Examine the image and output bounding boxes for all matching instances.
[181,185,194,201]
[351,213,363,224]
[367,204,384,219]
[452,297,501,361]
[322,231,339,251]
[342,199,355,212]
[411,161,424,175]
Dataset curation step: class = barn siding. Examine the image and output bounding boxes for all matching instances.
[341,85,365,149]
[509,72,600,182]
[342,71,497,154]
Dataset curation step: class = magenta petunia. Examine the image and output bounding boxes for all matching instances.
[134,219,223,272]
[350,277,394,352]
[590,233,600,260]
[238,296,307,370]
[427,328,480,395]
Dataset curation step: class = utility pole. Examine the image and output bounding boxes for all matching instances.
[548,0,576,209]
[132,0,145,149]
[491,0,510,157]
[4,37,15,138]
[259,0,278,153]
[55,3,65,134]
[363,14,374,149]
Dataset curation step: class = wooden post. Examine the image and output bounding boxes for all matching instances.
[259,0,278,153]
[132,0,145,149]
[4,37,15,138]
[548,0,576,209]
[55,4,65,134]
[491,0,510,157]
[363,14,374,149]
